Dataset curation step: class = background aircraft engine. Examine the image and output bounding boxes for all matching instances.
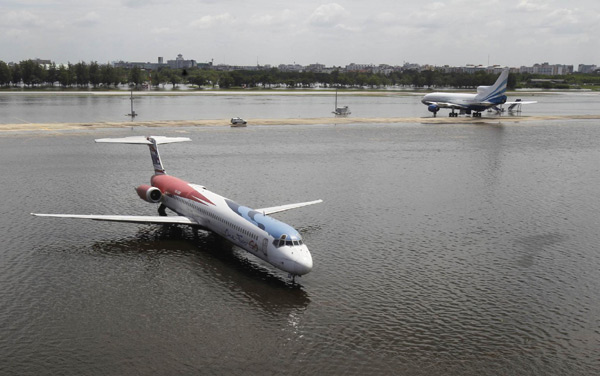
[428,104,440,114]
[136,184,162,203]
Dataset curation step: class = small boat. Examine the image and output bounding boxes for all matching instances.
[332,90,351,116]
[230,117,247,127]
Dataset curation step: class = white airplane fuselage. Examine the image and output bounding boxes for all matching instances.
[422,93,483,110]
[151,174,313,276]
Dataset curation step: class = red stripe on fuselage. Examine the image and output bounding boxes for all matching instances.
[151,174,215,206]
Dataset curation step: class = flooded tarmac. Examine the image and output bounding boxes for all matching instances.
[1,93,600,375]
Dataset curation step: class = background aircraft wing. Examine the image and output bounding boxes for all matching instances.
[503,101,538,105]
[31,213,200,226]
[430,102,469,110]
[256,199,323,215]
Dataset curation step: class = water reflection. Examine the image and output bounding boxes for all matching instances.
[86,226,311,310]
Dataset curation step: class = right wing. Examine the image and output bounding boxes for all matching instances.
[31,213,200,226]
[504,101,538,105]
[256,199,323,215]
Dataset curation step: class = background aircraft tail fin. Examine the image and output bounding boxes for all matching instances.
[95,136,191,175]
[475,69,509,103]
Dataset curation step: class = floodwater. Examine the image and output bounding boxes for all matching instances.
[2,90,599,125]
[1,92,600,375]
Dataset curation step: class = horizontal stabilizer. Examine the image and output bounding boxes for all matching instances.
[31,213,200,226]
[95,136,191,145]
[257,199,323,215]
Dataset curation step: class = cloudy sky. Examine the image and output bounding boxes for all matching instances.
[1,0,598,68]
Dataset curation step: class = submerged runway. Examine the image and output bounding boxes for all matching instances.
[1,114,599,132]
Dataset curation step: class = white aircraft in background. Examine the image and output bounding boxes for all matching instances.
[32,136,322,280]
[421,68,536,117]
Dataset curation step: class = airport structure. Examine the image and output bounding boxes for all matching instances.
[7,54,598,76]
[108,55,591,76]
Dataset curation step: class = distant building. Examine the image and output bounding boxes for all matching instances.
[578,64,598,73]
[278,64,304,72]
[520,62,573,75]
[32,58,52,65]
[167,54,196,69]
[305,63,326,73]
[211,64,269,71]
[373,64,395,75]
[402,62,421,71]
[345,63,375,72]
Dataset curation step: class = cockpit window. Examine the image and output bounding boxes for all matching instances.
[272,236,303,247]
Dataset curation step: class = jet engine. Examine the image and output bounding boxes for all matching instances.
[428,104,439,114]
[136,184,162,203]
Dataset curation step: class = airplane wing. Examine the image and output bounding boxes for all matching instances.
[429,102,469,110]
[256,199,323,215]
[31,213,200,226]
[95,136,191,145]
[503,101,538,105]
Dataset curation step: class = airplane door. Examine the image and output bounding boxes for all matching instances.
[261,238,268,257]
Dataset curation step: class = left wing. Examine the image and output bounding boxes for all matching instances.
[31,213,200,226]
[256,199,323,215]
[428,102,469,110]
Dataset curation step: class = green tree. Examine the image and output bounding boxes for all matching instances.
[46,63,58,86]
[10,64,22,86]
[166,69,181,88]
[89,62,101,87]
[100,64,115,87]
[20,60,37,86]
[57,64,71,87]
[218,72,234,88]
[187,69,207,87]
[128,66,143,87]
[0,61,10,86]
[74,61,89,87]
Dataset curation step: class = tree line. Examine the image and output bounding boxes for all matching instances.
[1,59,599,90]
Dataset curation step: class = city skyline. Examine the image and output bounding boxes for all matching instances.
[1,1,598,68]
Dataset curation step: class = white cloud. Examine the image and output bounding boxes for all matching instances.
[516,0,548,12]
[189,13,234,29]
[74,11,100,26]
[308,3,347,27]
[249,9,293,27]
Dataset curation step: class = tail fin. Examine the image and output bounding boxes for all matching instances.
[95,136,191,175]
[475,68,509,103]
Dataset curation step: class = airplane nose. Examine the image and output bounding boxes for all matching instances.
[293,248,313,275]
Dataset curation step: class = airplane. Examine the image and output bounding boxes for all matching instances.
[32,136,322,280]
[422,68,530,118]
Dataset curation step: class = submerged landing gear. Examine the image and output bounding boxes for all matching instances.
[158,203,167,216]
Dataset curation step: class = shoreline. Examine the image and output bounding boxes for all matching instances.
[1,115,599,133]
